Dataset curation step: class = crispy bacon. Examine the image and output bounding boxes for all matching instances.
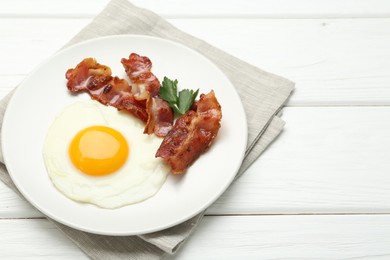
[66,58,148,122]
[145,96,174,137]
[121,53,160,99]
[121,53,173,137]
[156,90,222,174]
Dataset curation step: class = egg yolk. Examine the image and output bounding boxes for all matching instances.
[69,126,129,176]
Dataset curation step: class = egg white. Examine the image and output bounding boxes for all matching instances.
[43,100,170,209]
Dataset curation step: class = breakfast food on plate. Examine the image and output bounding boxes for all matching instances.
[65,53,222,176]
[43,52,222,208]
[43,51,225,208]
[43,100,170,208]
[156,90,222,174]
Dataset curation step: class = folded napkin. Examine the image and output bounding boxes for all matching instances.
[0,0,294,258]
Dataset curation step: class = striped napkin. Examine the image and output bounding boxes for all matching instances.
[0,0,294,259]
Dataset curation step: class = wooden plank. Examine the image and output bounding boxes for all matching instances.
[1,0,390,18]
[1,107,390,217]
[208,107,390,214]
[1,18,390,105]
[174,215,390,259]
[1,215,390,259]
[0,219,87,259]
[0,182,41,218]
[173,18,390,106]
[0,18,90,76]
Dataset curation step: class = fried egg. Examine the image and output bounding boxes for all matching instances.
[43,100,169,208]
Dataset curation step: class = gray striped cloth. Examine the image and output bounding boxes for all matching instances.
[0,0,294,259]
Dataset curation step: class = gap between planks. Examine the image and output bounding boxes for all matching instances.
[4,212,390,220]
[2,14,390,19]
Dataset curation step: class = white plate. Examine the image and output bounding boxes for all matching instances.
[2,35,247,235]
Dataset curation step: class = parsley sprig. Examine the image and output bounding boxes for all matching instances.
[160,76,199,115]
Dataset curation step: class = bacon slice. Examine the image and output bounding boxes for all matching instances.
[121,53,173,137]
[145,96,175,137]
[156,90,222,174]
[66,58,148,122]
[121,53,160,99]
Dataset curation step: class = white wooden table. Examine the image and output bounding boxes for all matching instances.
[1,0,390,259]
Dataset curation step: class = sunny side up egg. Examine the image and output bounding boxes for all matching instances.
[43,100,170,209]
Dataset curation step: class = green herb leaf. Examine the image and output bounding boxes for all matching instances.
[159,76,199,115]
[160,77,178,104]
[177,88,199,115]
